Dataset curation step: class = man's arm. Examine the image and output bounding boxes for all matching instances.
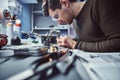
[74,0,120,52]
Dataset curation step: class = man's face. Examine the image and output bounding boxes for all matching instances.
[49,7,74,25]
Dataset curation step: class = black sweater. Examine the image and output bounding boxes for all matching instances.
[74,0,120,52]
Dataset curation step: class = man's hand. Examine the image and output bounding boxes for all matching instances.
[56,36,77,49]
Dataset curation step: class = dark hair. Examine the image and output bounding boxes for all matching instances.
[49,0,61,11]
[49,0,77,10]
[42,0,77,16]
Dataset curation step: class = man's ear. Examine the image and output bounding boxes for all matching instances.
[60,0,70,8]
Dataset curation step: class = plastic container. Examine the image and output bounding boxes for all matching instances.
[6,21,13,45]
[14,19,21,38]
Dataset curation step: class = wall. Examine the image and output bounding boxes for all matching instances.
[0,0,9,34]
[35,16,57,28]
[17,1,32,33]
[33,2,57,28]
[0,0,8,11]
[0,0,32,34]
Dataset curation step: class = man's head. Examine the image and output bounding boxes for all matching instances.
[42,0,77,25]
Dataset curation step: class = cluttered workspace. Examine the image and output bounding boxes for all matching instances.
[0,0,120,80]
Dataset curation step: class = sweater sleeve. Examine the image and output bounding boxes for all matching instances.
[75,0,120,52]
[75,38,120,52]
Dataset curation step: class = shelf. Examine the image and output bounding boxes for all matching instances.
[33,27,69,35]
[33,11,43,15]
[34,27,68,30]
[19,0,38,4]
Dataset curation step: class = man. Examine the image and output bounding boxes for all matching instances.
[42,0,120,52]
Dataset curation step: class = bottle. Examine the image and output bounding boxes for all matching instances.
[6,21,13,45]
[14,19,21,38]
